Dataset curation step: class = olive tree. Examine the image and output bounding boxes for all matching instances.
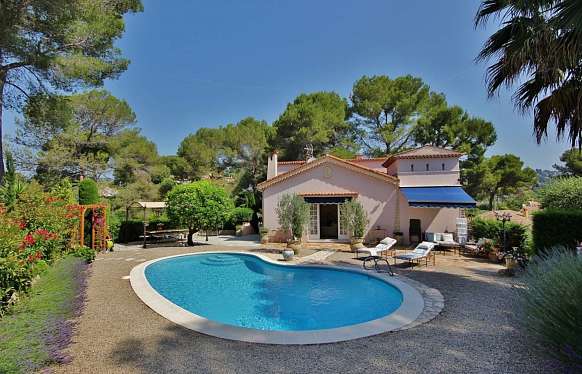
[275,194,309,242]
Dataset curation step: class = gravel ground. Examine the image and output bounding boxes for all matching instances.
[52,245,560,374]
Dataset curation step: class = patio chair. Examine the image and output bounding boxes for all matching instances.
[394,241,436,268]
[356,237,397,259]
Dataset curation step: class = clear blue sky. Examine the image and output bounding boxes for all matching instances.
[5,0,570,169]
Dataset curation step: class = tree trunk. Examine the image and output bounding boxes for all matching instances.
[488,192,495,210]
[0,74,5,183]
[187,228,195,246]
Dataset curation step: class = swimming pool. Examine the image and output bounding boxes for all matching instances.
[131,252,425,344]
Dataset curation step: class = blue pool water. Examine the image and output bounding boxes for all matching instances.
[144,253,403,331]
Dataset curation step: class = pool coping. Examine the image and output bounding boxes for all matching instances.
[129,251,427,345]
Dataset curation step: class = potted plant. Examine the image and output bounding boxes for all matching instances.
[340,200,369,251]
[276,193,309,260]
[393,231,404,245]
[259,226,269,244]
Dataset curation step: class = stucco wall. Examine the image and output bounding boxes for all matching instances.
[262,161,399,242]
[398,203,460,243]
[395,157,460,186]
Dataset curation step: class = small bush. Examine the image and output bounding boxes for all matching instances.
[517,248,582,369]
[340,200,369,238]
[537,177,582,210]
[532,209,582,254]
[78,179,100,205]
[275,194,309,240]
[70,246,96,263]
[471,218,528,250]
[232,207,254,224]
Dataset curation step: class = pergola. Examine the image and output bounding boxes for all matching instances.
[71,204,109,251]
[125,201,167,222]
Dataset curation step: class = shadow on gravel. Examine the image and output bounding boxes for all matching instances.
[109,265,560,374]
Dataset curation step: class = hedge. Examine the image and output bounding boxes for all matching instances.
[231,207,254,224]
[532,209,582,254]
[471,218,528,250]
[117,218,179,243]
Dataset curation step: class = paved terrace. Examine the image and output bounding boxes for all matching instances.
[54,241,559,374]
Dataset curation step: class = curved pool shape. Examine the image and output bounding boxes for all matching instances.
[145,253,402,331]
[130,252,425,344]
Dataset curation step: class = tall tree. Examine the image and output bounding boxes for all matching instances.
[350,75,440,155]
[271,92,351,160]
[110,129,164,186]
[177,127,225,179]
[412,105,497,161]
[465,154,537,210]
[554,148,582,176]
[476,0,582,148]
[15,90,136,182]
[0,0,143,181]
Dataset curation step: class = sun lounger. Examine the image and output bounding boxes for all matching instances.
[356,237,397,259]
[394,241,436,268]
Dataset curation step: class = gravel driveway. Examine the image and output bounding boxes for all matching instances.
[53,245,559,374]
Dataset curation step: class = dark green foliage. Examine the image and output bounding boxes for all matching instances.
[517,249,582,369]
[70,246,95,263]
[117,218,177,243]
[78,179,99,205]
[275,194,309,240]
[554,148,582,177]
[532,209,582,253]
[471,218,529,250]
[231,207,254,224]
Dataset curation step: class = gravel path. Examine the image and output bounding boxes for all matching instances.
[53,246,559,374]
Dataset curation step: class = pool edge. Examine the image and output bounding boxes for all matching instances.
[129,251,430,345]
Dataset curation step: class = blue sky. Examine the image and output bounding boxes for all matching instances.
[5,0,570,169]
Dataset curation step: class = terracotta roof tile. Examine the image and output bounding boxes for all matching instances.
[382,146,464,167]
[258,154,398,191]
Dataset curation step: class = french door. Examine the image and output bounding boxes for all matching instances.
[337,204,348,240]
[309,203,320,240]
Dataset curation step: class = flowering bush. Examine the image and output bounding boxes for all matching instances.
[0,182,78,311]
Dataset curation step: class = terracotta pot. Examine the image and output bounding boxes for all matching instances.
[505,256,517,269]
[287,240,301,255]
[350,237,365,251]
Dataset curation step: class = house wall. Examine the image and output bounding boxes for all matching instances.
[394,157,460,187]
[398,201,460,243]
[262,161,399,243]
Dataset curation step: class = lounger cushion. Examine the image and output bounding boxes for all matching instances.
[425,232,435,242]
[380,237,397,245]
[434,233,443,241]
[442,233,454,242]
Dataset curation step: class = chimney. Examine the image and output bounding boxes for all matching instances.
[267,151,278,180]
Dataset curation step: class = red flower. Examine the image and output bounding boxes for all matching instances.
[21,233,36,248]
[18,221,26,230]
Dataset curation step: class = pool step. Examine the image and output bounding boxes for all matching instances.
[200,255,244,267]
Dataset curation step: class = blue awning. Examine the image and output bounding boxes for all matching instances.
[401,186,476,208]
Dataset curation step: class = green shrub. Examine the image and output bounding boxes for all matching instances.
[537,177,582,209]
[70,246,96,263]
[340,200,369,238]
[78,178,99,205]
[517,248,582,369]
[232,207,253,224]
[117,218,178,243]
[275,193,309,241]
[532,209,582,253]
[471,218,528,250]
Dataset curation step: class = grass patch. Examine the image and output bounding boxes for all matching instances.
[0,256,88,374]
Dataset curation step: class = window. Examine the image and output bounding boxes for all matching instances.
[426,163,429,171]
[410,164,414,172]
[442,163,445,171]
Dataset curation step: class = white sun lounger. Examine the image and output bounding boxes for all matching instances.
[394,241,436,267]
[356,237,397,259]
